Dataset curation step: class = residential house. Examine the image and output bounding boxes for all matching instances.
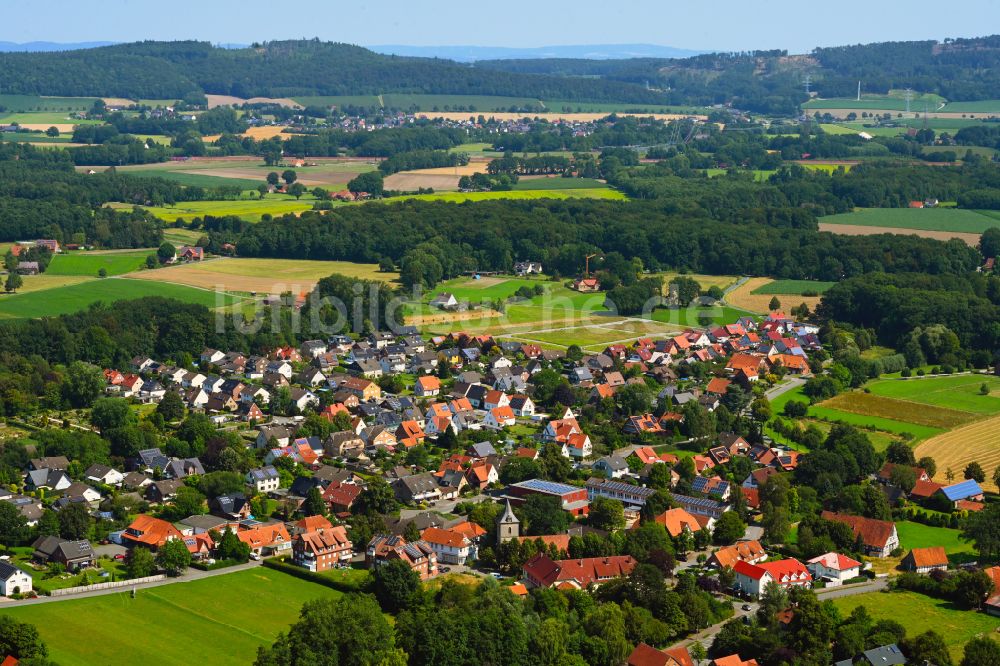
[84,464,124,487]
[733,558,812,597]
[209,493,251,521]
[593,455,630,479]
[393,473,442,504]
[522,553,637,589]
[651,508,703,538]
[24,469,71,493]
[0,561,32,597]
[293,525,352,571]
[420,526,476,565]
[806,552,862,585]
[627,644,694,666]
[366,534,438,579]
[122,514,185,551]
[31,536,96,571]
[414,375,441,397]
[237,523,292,557]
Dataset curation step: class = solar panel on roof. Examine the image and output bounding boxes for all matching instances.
[515,479,579,495]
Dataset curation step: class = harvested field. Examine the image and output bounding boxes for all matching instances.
[205,94,302,108]
[915,414,1000,493]
[822,392,973,430]
[727,277,822,313]
[125,258,396,293]
[174,166,356,187]
[819,223,980,246]
[101,98,135,107]
[17,123,76,132]
[383,173,462,191]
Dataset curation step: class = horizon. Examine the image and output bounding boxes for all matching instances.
[1,0,998,54]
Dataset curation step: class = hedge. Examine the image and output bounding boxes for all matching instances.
[262,557,371,593]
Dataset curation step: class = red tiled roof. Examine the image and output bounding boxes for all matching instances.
[907,546,947,568]
[820,511,895,550]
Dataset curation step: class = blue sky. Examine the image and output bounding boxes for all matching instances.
[2,0,997,53]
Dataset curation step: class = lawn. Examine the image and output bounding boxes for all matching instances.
[1,568,342,666]
[830,591,999,663]
[866,374,1000,415]
[47,251,150,277]
[750,279,835,295]
[0,278,241,319]
[819,208,1000,234]
[894,521,975,556]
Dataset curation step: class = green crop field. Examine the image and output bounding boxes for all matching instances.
[291,94,382,108]
[124,196,317,222]
[0,133,74,143]
[924,145,998,159]
[942,100,1000,114]
[387,188,625,204]
[831,591,999,663]
[866,375,1000,415]
[0,278,241,319]
[0,112,102,126]
[895,521,975,556]
[542,100,706,114]
[820,208,1000,234]
[772,385,944,443]
[47,252,151,277]
[510,177,609,190]
[751,279,835,295]
[0,568,342,666]
[136,170,263,190]
[0,95,97,112]
[822,391,971,430]
[804,92,945,111]
[705,169,776,181]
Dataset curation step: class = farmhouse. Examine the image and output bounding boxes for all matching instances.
[806,552,862,585]
[820,511,898,558]
[901,547,948,573]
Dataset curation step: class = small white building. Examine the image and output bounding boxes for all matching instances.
[0,561,32,596]
[806,552,862,586]
[733,558,812,597]
[247,466,281,493]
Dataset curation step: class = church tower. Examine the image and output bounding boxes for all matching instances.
[496,499,520,543]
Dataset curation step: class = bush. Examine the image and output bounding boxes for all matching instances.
[916,369,926,376]
[261,557,371,593]
[190,558,243,571]
[901,368,912,377]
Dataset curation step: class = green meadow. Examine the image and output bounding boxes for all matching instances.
[47,252,150,276]
[510,177,610,190]
[0,278,240,319]
[0,95,97,112]
[831,591,999,663]
[1,568,342,666]
[866,374,1000,415]
[388,188,625,204]
[751,279,835,295]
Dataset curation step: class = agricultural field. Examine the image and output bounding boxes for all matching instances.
[387,188,625,204]
[126,257,397,294]
[0,568,342,666]
[510,177,610,191]
[821,208,1000,234]
[705,168,776,181]
[0,278,242,319]
[830,591,1000,663]
[750,279,835,295]
[866,374,1000,415]
[924,145,998,159]
[940,99,1000,114]
[0,94,97,112]
[804,92,946,112]
[46,251,150,276]
[120,196,318,222]
[821,392,971,430]
[915,414,1000,493]
[110,157,378,189]
[727,277,823,314]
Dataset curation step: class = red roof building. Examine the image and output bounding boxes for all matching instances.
[522,552,637,589]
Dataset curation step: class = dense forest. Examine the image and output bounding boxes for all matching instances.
[0,40,665,104]
[476,35,1000,113]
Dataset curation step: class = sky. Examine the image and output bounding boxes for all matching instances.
[2,0,997,54]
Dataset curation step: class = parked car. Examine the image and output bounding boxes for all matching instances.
[249,552,261,561]
[742,604,752,611]
[114,554,126,560]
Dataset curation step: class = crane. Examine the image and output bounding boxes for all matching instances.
[585,253,599,277]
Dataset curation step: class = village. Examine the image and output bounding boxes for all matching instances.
[2,300,998,666]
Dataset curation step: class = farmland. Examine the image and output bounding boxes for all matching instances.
[0,568,343,666]
[0,278,241,319]
[727,277,824,314]
[46,251,150,276]
[0,94,97,112]
[821,392,972,430]
[126,257,397,294]
[118,196,317,222]
[387,188,626,204]
[819,208,999,234]
[915,414,1000,493]
[830,591,1000,663]
[510,177,610,190]
[750,279,835,295]
[866,374,1000,415]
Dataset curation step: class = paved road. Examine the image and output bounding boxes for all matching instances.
[764,376,806,402]
[3,560,265,607]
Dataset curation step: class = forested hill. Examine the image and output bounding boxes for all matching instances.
[0,39,665,103]
[474,35,1000,113]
